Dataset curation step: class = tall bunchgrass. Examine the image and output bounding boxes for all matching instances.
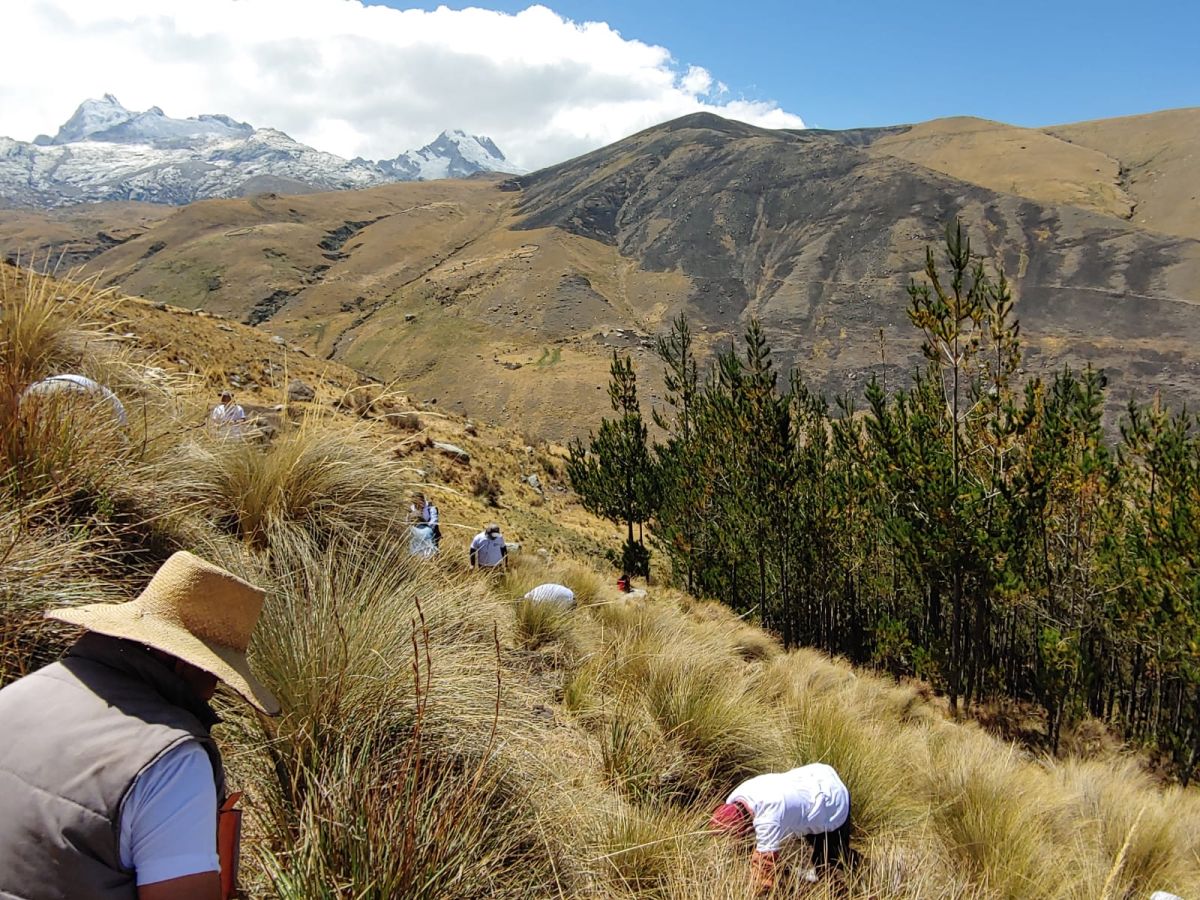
[513,596,573,650]
[1050,757,1199,898]
[165,417,409,550]
[0,265,134,504]
[0,262,125,392]
[0,504,125,683]
[213,536,560,898]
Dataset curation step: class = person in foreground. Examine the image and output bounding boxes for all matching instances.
[710,763,852,893]
[0,551,281,900]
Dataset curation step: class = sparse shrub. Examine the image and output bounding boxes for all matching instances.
[334,381,404,420]
[388,410,422,431]
[536,450,562,480]
[472,470,503,507]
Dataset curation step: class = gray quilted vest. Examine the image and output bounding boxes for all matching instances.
[0,633,223,900]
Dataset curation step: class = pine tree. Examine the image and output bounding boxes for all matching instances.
[567,352,657,577]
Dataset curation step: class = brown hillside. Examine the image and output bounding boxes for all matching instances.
[1047,107,1200,241]
[2,110,1199,438]
[865,116,1134,219]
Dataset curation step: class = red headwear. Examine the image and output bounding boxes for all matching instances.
[709,800,753,834]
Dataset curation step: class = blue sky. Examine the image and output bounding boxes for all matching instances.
[370,0,1199,129]
[5,1,1195,170]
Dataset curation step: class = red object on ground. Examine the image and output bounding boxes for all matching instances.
[617,576,629,592]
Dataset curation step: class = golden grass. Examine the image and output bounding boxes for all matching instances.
[2,266,1199,899]
[163,417,409,550]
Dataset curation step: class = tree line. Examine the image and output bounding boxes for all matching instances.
[568,223,1200,783]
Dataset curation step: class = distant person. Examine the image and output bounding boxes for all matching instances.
[469,523,507,570]
[410,492,440,547]
[209,390,247,439]
[409,522,438,559]
[22,372,127,427]
[710,763,852,893]
[523,583,574,608]
[0,551,280,900]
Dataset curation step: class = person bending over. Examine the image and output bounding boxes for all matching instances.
[710,763,852,893]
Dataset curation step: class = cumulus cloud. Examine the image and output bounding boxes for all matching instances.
[0,0,804,170]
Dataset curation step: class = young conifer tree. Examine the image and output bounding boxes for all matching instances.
[566,351,657,577]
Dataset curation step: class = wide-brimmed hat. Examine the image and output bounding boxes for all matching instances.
[46,551,280,715]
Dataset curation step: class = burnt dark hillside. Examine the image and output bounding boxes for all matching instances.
[514,114,1200,407]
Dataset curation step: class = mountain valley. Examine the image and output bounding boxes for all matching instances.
[2,107,1198,438]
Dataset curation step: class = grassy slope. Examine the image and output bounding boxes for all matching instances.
[1047,107,1200,242]
[866,117,1135,219]
[3,265,1199,898]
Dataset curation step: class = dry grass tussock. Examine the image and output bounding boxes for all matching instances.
[162,415,409,551]
[1,265,1198,897]
[209,536,565,898]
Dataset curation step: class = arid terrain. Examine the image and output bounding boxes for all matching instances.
[3,108,1197,437]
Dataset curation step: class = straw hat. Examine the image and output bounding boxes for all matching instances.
[46,551,280,716]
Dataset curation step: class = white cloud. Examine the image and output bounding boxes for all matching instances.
[0,1,804,170]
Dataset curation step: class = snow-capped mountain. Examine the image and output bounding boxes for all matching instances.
[1,96,519,207]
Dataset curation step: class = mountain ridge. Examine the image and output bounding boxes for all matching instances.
[1,107,1197,439]
[2,95,519,207]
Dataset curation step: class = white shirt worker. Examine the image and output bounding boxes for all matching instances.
[210,394,247,438]
[523,583,575,608]
[727,763,849,853]
[469,527,507,568]
[23,373,128,427]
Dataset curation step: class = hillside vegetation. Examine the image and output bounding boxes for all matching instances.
[570,224,1200,784]
[1,264,1198,898]
[3,108,1199,438]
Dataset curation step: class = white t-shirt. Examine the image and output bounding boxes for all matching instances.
[727,764,850,853]
[470,531,506,567]
[210,402,247,437]
[119,740,220,885]
[412,502,439,526]
[524,583,575,607]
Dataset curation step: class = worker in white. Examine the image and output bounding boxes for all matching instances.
[410,493,441,547]
[523,583,575,607]
[209,390,247,439]
[710,763,851,892]
[469,523,507,569]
